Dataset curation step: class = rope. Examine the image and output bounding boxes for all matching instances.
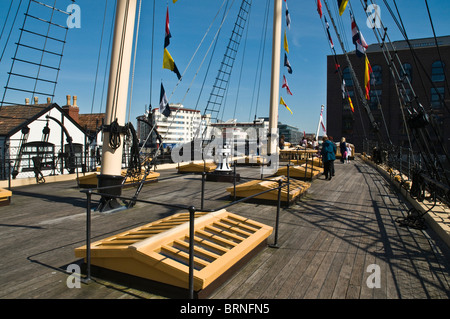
[0,0,23,64]
[127,0,142,123]
[232,2,251,120]
[148,0,156,113]
[249,0,269,122]
[90,0,110,115]
[424,0,450,95]
[0,0,14,44]
[99,0,117,114]
[138,0,233,158]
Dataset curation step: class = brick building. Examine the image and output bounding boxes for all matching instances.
[326,36,450,153]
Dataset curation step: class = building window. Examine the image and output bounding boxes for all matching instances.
[431,61,445,82]
[431,87,445,109]
[343,67,353,87]
[342,114,353,134]
[371,65,382,86]
[369,89,382,110]
[401,63,413,83]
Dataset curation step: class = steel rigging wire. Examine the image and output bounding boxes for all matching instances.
[0,0,23,64]
[387,0,450,181]
[90,0,111,115]
[357,0,450,191]
[348,1,393,145]
[248,0,269,123]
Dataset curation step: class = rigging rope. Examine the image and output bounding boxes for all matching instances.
[0,0,23,64]
[148,0,156,114]
[424,0,450,95]
[249,0,269,122]
[127,0,143,123]
[99,1,117,114]
[0,0,14,45]
[353,0,450,187]
[90,0,110,115]
[232,2,251,120]
[138,0,233,157]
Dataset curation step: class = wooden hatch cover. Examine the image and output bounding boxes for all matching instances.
[227,175,310,204]
[75,209,272,296]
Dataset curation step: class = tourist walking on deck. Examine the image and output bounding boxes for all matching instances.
[346,144,351,163]
[340,137,347,163]
[321,136,336,180]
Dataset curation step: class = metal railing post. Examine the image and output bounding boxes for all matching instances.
[286,163,290,207]
[84,190,92,283]
[188,205,196,299]
[233,162,237,201]
[269,180,282,248]
[201,172,205,211]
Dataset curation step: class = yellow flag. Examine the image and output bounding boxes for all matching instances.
[163,48,181,80]
[284,30,289,54]
[280,97,293,114]
[173,0,178,3]
[364,55,372,100]
[348,96,354,112]
[338,0,348,16]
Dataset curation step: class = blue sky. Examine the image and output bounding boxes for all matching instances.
[0,0,449,134]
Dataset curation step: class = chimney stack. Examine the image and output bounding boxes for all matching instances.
[25,98,30,105]
[47,97,52,104]
[62,94,79,123]
[34,97,38,105]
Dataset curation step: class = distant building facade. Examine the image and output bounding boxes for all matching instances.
[278,123,302,145]
[326,36,450,153]
[146,104,210,148]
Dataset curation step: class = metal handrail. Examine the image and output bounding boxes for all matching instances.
[80,164,291,299]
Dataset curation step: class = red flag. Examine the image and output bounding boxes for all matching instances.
[164,7,171,48]
[317,0,323,18]
[321,120,327,133]
[351,13,368,57]
[282,75,293,95]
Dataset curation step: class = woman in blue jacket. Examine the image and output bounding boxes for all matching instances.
[321,136,336,180]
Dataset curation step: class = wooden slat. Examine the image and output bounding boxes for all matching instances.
[173,239,221,261]
[204,225,246,243]
[196,229,237,249]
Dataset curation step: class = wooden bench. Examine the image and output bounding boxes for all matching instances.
[0,188,12,206]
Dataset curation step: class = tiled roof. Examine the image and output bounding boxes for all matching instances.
[78,113,105,133]
[0,103,52,136]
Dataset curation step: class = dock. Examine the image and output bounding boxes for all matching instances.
[0,156,449,300]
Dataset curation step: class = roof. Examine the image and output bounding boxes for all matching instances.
[0,103,54,136]
[366,35,450,54]
[0,103,89,137]
[78,113,105,133]
[329,35,450,56]
[152,106,201,114]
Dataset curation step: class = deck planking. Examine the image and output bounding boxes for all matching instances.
[0,157,449,299]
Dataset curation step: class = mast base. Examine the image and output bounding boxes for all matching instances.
[206,171,240,183]
[96,174,125,213]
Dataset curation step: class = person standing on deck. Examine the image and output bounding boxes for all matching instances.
[321,136,336,180]
[340,137,347,163]
[279,134,285,150]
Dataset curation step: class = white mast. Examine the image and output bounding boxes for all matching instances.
[268,0,283,155]
[98,0,137,211]
[315,104,326,141]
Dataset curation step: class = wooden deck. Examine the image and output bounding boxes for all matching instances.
[0,157,449,300]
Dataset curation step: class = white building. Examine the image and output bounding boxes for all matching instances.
[146,104,211,148]
[0,97,88,181]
